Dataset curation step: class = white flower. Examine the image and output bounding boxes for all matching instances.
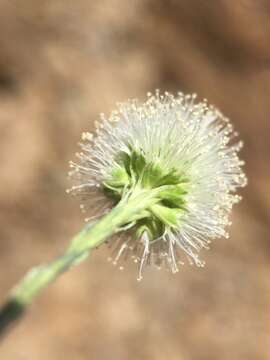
[68,91,247,280]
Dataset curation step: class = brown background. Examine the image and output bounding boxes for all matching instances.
[0,1,270,359]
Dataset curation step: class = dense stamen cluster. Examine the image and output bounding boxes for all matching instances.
[68,91,247,279]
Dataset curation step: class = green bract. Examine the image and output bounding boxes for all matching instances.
[103,148,189,240]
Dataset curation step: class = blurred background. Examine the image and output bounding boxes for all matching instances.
[0,1,269,359]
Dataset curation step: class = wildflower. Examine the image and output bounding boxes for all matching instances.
[0,91,247,334]
[69,91,247,279]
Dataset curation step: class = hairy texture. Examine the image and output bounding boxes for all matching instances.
[69,91,247,279]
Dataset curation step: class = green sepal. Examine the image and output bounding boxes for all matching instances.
[103,163,130,193]
[158,184,188,208]
[135,217,165,241]
[102,147,189,236]
[150,204,183,228]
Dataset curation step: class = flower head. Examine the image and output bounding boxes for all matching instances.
[68,91,247,279]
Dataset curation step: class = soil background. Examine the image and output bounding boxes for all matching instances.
[0,1,270,359]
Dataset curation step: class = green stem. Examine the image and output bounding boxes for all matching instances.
[0,188,160,336]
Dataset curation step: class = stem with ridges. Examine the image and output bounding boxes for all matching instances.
[0,187,161,337]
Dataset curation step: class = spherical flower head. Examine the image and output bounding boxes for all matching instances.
[68,91,247,280]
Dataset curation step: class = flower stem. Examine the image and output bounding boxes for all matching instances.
[0,188,159,337]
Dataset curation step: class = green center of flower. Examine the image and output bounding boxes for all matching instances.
[102,148,189,240]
